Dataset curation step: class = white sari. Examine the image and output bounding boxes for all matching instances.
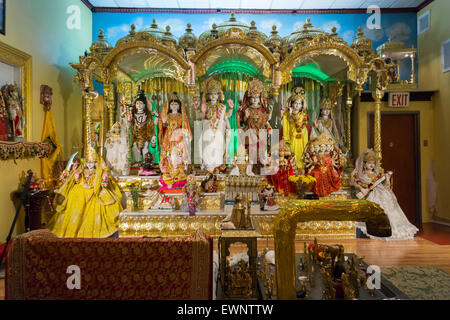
[353,150,418,240]
[202,103,229,172]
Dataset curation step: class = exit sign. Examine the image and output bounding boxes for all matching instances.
[389,92,410,107]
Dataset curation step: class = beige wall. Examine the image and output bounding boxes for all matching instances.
[0,0,92,240]
[356,100,435,223]
[418,0,450,222]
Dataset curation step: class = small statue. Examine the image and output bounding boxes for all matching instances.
[104,122,130,176]
[267,140,297,197]
[222,194,252,229]
[259,182,279,211]
[182,174,200,216]
[200,172,218,193]
[130,90,156,164]
[40,85,53,111]
[2,84,25,140]
[159,143,188,189]
[303,133,346,197]
[0,90,8,141]
[139,152,159,176]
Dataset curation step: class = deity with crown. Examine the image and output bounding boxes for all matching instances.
[104,122,130,176]
[281,87,311,169]
[130,90,156,165]
[311,97,343,150]
[303,133,346,197]
[232,79,273,132]
[47,146,123,238]
[200,78,231,173]
[158,92,192,188]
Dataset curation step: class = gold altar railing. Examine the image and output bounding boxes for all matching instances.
[273,199,391,300]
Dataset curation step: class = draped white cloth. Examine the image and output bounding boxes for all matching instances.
[104,119,130,176]
[353,150,418,241]
[201,104,230,172]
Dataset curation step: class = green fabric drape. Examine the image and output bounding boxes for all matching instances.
[148,98,161,163]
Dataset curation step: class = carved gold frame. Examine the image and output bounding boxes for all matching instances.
[0,40,32,140]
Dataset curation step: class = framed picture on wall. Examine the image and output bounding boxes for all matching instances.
[0,0,5,35]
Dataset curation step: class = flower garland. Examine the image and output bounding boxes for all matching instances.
[0,141,52,161]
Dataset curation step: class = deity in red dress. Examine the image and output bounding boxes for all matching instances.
[303,133,346,197]
[267,140,297,197]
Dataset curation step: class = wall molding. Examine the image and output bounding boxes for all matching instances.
[80,0,435,14]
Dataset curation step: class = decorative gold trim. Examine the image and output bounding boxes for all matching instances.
[0,41,32,140]
[191,38,276,65]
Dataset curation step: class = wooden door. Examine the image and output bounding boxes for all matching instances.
[368,113,421,228]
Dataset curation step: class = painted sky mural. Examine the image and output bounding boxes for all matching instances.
[93,12,417,49]
[91,11,417,84]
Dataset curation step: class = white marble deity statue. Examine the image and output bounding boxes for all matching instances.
[311,98,342,148]
[200,78,231,173]
[104,122,130,176]
[352,149,418,240]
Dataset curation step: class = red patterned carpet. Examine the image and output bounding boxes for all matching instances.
[418,223,450,245]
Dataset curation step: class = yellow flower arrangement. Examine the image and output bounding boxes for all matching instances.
[288,175,316,184]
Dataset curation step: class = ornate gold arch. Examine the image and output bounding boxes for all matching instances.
[278,39,364,84]
[103,41,190,83]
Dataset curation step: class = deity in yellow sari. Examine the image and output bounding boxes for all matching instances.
[282,87,311,169]
[47,146,123,238]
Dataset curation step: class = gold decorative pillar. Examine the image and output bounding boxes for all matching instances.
[82,90,98,156]
[346,92,353,154]
[104,83,115,130]
[118,82,132,105]
[131,81,139,99]
[410,50,416,84]
[372,89,384,165]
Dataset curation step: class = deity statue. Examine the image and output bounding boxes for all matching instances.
[200,78,231,173]
[104,122,130,176]
[158,93,192,188]
[130,90,156,164]
[201,172,218,193]
[1,84,25,140]
[47,146,123,238]
[159,143,188,189]
[282,87,311,169]
[259,181,279,211]
[233,78,272,131]
[311,98,343,149]
[0,90,8,141]
[303,133,346,198]
[267,140,297,197]
[181,174,200,216]
[352,149,418,240]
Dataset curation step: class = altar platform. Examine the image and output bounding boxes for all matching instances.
[118,204,356,240]
[117,175,356,240]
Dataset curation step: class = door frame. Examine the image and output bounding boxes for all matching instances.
[366,111,422,229]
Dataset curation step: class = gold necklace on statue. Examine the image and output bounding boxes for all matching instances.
[207,102,223,131]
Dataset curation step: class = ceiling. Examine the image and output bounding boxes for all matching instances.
[86,0,426,10]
